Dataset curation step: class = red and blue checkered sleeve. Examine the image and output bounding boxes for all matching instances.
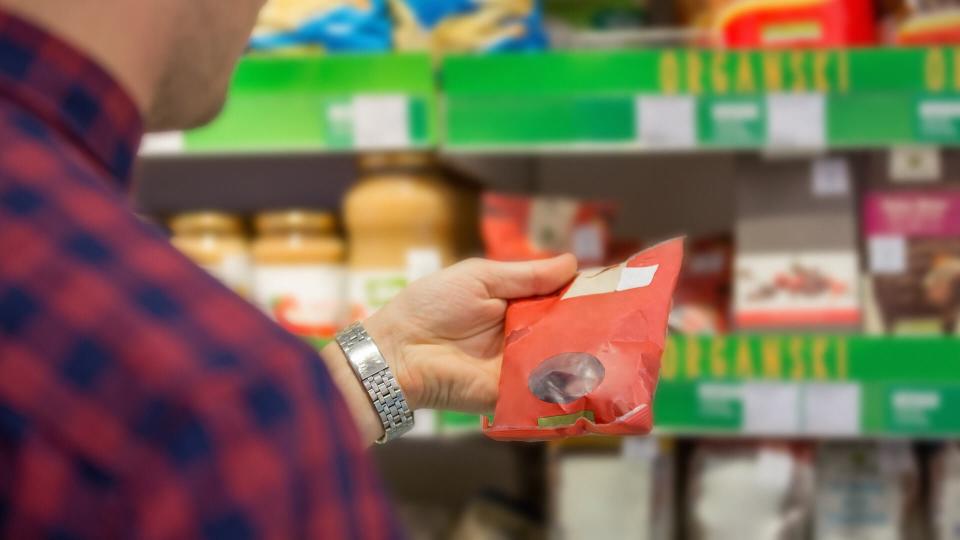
[0,131,402,539]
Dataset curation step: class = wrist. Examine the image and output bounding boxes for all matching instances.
[362,311,425,410]
[320,342,385,445]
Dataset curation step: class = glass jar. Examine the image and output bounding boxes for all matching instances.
[251,210,345,348]
[170,211,252,296]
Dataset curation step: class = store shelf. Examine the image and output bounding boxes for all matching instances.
[656,334,960,438]
[433,336,960,439]
[141,47,960,155]
[142,53,436,155]
[444,48,960,151]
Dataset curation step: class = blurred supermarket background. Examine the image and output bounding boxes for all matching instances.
[139,0,960,538]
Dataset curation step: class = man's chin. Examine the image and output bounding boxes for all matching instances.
[145,95,227,133]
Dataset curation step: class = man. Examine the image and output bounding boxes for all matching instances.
[0,0,577,537]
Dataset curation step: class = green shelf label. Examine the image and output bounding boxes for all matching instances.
[183,53,436,152]
[655,335,960,437]
[444,48,960,150]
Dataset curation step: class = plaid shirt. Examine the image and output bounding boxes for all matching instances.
[0,11,400,540]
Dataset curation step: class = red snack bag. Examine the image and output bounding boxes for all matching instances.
[482,192,615,267]
[711,0,876,48]
[483,238,684,441]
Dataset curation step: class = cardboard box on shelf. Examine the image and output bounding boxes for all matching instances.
[863,188,960,335]
[734,159,861,331]
[551,437,674,540]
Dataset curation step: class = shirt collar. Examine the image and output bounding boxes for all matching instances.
[0,10,143,188]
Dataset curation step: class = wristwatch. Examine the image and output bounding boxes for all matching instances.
[335,322,414,444]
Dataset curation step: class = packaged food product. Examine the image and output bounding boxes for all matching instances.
[688,442,814,540]
[544,0,652,48]
[481,192,616,268]
[863,189,960,335]
[450,492,543,539]
[671,235,733,334]
[553,437,674,540]
[931,443,960,540]
[888,0,960,44]
[169,211,252,296]
[734,160,861,331]
[344,152,456,322]
[390,0,548,55]
[483,238,683,441]
[251,210,345,348]
[688,0,877,48]
[250,0,392,52]
[813,442,920,540]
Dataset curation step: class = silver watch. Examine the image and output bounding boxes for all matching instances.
[335,322,414,444]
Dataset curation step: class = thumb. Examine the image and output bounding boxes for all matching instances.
[471,254,578,300]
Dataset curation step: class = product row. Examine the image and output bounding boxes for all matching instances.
[164,153,475,347]
[391,439,960,540]
[561,438,960,540]
[250,0,960,55]
[161,153,960,345]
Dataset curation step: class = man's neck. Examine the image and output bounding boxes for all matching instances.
[0,1,164,116]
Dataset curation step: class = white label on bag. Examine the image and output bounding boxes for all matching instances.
[253,264,344,343]
[636,95,696,148]
[767,93,826,149]
[868,236,907,274]
[352,95,410,149]
[617,265,659,291]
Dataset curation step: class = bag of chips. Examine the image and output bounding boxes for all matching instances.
[483,238,683,441]
[482,192,616,268]
[251,0,392,52]
[391,0,548,54]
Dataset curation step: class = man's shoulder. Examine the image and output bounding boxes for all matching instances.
[0,100,105,185]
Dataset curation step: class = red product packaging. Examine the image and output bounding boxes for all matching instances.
[672,236,734,334]
[483,238,684,441]
[712,0,876,48]
[482,192,616,268]
[893,8,960,45]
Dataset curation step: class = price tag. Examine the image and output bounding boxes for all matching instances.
[811,157,850,198]
[742,383,801,435]
[919,100,960,139]
[140,131,185,155]
[571,223,604,263]
[889,147,941,183]
[706,99,764,146]
[636,95,696,149]
[408,410,437,437]
[352,95,411,149]
[622,437,659,461]
[802,383,861,436]
[868,235,907,275]
[406,248,442,283]
[767,93,826,149]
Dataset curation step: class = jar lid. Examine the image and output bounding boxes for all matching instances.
[170,211,243,235]
[255,210,336,233]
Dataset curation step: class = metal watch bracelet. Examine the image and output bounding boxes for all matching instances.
[335,322,414,444]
